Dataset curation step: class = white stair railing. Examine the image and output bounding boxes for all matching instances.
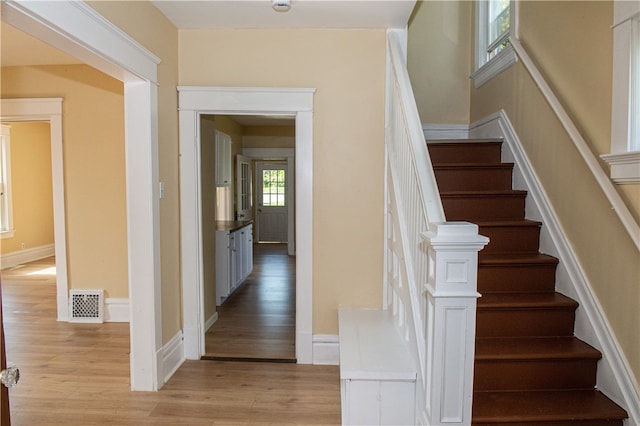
[385,30,489,425]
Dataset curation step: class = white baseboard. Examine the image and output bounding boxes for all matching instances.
[1,243,55,269]
[313,334,339,365]
[422,123,469,140]
[469,110,640,425]
[159,330,185,385]
[104,298,129,322]
[205,312,218,333]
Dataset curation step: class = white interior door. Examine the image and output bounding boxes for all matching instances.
[256,162,288,243]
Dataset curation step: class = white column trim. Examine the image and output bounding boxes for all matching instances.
[178,87,315,364]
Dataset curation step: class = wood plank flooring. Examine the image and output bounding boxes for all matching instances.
[1,256,340,425]
[205,244,296,361]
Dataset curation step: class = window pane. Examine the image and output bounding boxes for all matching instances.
[262,169,286,207]
[488,0,510,58]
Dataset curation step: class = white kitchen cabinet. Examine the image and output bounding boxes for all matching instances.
[216,223,253,305]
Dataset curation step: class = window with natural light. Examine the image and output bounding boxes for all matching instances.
[0,125,14,238]
[473,0,517,88]
[487,0,511,61]
[262,169,286,207]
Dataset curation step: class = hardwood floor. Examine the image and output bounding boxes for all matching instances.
[205,244,296,361]
[1,256,341,425]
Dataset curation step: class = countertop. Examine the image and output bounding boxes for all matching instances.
[215,220,253,233]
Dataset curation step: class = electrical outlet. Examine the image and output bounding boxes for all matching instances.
[20,243,26,250]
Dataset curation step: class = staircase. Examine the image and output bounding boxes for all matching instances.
[428,139,629,426]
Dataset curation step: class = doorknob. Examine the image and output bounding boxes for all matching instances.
[1,364,19,388]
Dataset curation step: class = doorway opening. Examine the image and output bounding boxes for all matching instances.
[0,100,68,322]
[178,86,315,363]
[201,115,297,361]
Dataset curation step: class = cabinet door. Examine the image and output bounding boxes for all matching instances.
[235,228,245,287]
[230,232,238,291]
[215,130,232,187]
[215,231,231,305]
[243,225,253,278]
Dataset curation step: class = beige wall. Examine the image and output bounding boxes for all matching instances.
[87,1,181,342]
[517,0,639,224]
[1,65,128,298]
[0,122,54,255]
[180,29,386,334]
[470,1,640,382]
[408,0,473,124]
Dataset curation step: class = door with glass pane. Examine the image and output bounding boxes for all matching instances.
[256,162,287,243]
[236,155,252,221]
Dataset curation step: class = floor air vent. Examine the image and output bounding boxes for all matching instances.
[69,290,104,323]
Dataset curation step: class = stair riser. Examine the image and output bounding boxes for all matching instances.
[428,142,502,164]
[443,195,526,221]
[434,167,513,191]
[478,265,557,293]
[474,359,598,391]
[479,225,541,254]
[477,310,575,337]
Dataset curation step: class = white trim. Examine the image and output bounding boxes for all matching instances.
[469,110,640,425]
[243,147,296,255]
[1,2,163,391]
[0,125,14,239]
[104,298,130,322]
[422,123,470,140]
[471,43,517,88]
[601,151,640,184]
[178,86,315,364]
[243,147,295,158]
[312,334,339,365]
[1,1,160,84]
[0,98,69,322]
[204,312,218,333]
[158,330,185,386]
[0,243,55,270]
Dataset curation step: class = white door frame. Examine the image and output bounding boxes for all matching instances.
[0,99,69,322]
[178,86,315,363]
[1,1,163,390]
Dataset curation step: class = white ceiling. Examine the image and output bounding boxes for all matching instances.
[151,0,416,29]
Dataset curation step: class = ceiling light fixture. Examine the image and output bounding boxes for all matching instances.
[271,0,291,12]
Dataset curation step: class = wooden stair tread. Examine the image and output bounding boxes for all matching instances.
[475,219,542,228]
[427,139,503,145]
[433,163,514,169]
[478,292,578,310]
[431,140,628,424]
[475,337,601,361]
[472,390,628,423]
[441,189,528,196]
[479,253,559,265]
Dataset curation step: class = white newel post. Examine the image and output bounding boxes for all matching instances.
[422,222,488,425]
